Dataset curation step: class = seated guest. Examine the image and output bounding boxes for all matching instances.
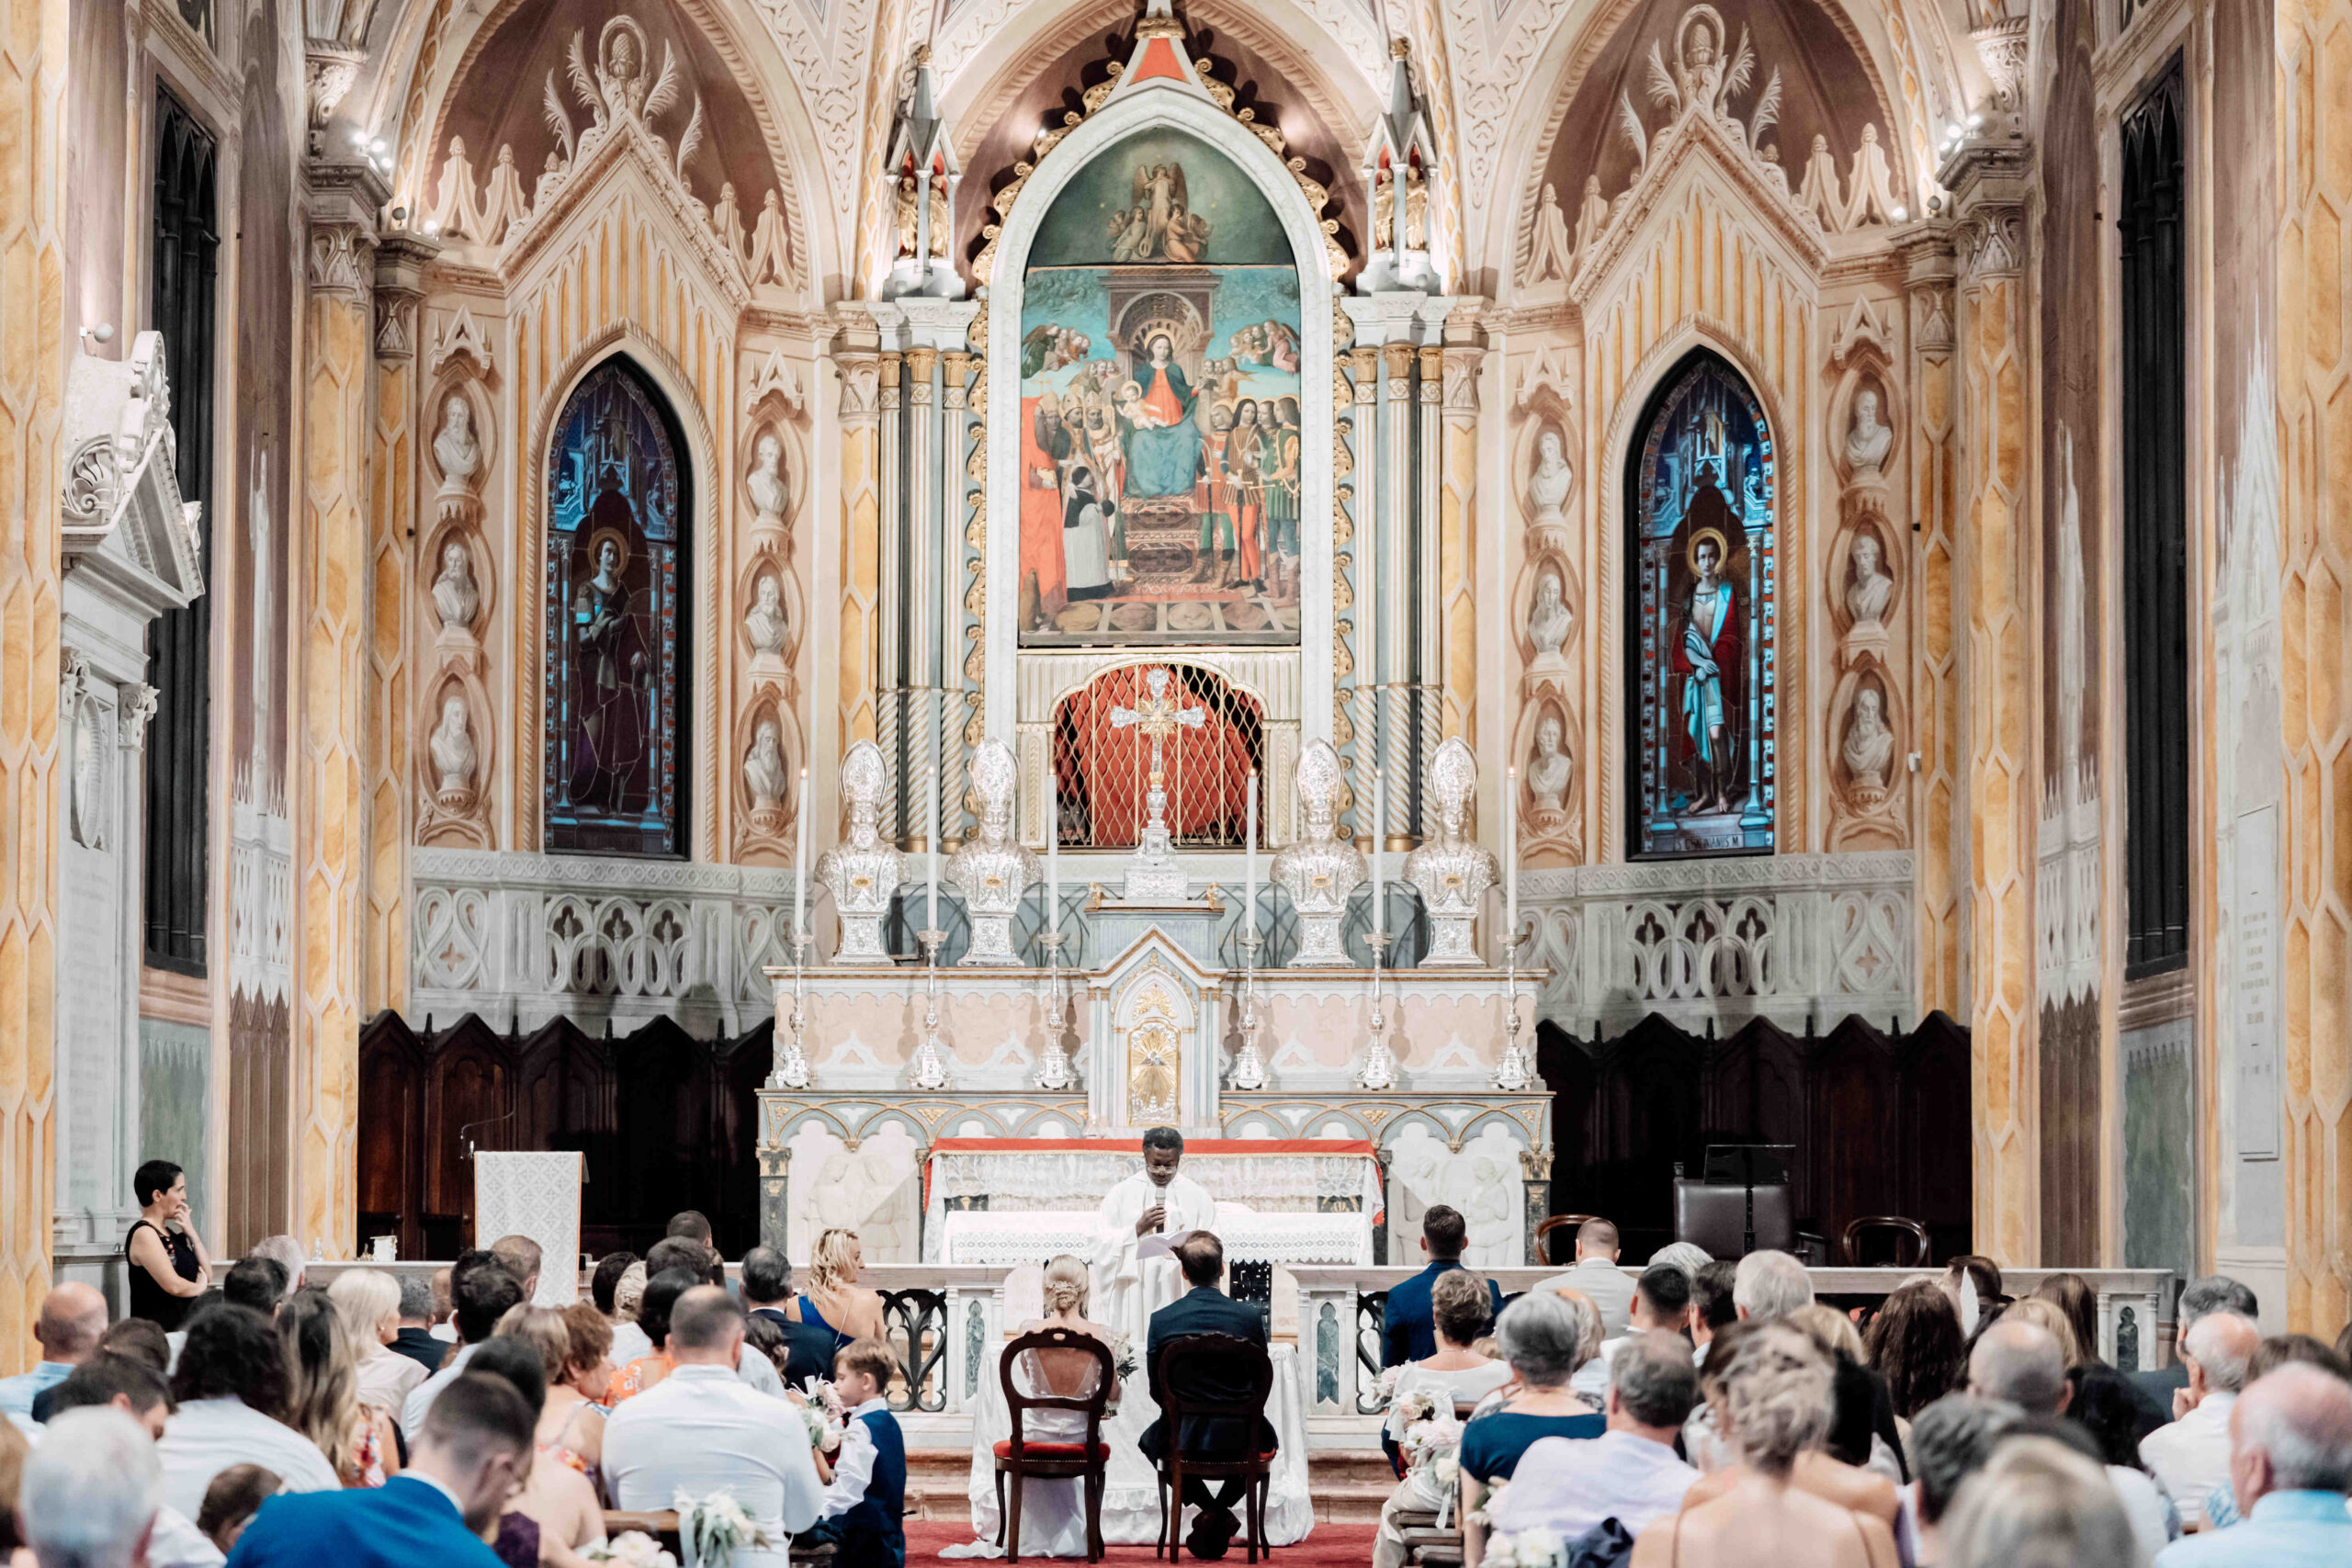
[1732,1249,1815,1323]
[2065,1359,2183,1542]
[645,1235,722,1291]
[605,1262,650,1366]
[590,1253,639,1325]
[1864,1280,1967,1427]
[606,1267,700,1404]
[2032,1275,2105,1366]
[813,1339,908,1568]
[2154,1363,2352,1566]
[487,1236,542,1303]
[381,1274,447,1380]
[1140,1232,1278,1562]
[1787,1303,1907,1482]
[555,1304,616,1434]
[1632,1325,1900,1568]
[51,1353,235,1568]
[1556,1289,1611,1408]
[221,1259,288,1321]
[464,1335,604,1566]
[786,1228,889,1349]
[402,1260,525,1445]
[21,1407,164,1568]
[159,1303,340,1518]
[1678,1322,1900,1528]
[1459,1292,1606,1564]
[281,1291,397,1487]
[743,1246,841,1389]
[1937,1257,2006,1329]
[2142,1311,2261,1528]
[1491,1330,1702,1541]
[220,1372,533,1567]
[493,1305,605,1480]
[2133,1276,2258,1420]
[198,1465,280,1555]
[1900,1395,2020,1568]
[0,1282,107,1424]
[329,1269,428,1422]
[1382,1206,1503,1367]
[2174,1334,2350,1529]
[1600,1263,1696,1366]
[1939,1436,2137,1568]
[665,1210,716,1251]
[246,1238,309,1302]
[1691,1259,1738,1364]
[1381,1270,1511,1475]
[98,1317,174,1378]
[1966,1316,2170,1557]
[1535,1217,1637,1336]
[428,1267,458,1344]
[603,1287,820,1568]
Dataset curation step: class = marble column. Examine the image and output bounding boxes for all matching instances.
[1439,325,1483,757]
[0,0,70,1367]
[297,160,387,1256]
[836,330,884,765]
[875,350,907,838]
[1901,234,1963,1019]
[1947,142,2035,1269]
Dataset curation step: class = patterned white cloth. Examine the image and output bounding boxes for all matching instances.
[473,1151,582,1306]
[943,1206,1371,1267]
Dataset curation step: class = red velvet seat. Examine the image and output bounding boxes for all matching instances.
[994,1439,1112,1461]
[994,1327,1116,1563]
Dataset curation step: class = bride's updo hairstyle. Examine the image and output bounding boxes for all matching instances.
[1043,1256,1090,1316]
[1722,1322,1833,1478]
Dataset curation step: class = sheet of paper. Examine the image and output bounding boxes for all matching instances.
[1136,1228,1201,1261]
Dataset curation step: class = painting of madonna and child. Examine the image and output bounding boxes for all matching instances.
[1018,129,1305,647]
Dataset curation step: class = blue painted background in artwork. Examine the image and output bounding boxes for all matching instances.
[1029,126,1291,267]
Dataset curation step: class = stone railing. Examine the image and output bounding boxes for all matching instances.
[409,847,799,1037]
[1518,851,1916,1033]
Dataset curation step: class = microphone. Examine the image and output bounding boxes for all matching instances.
[458,1108,518,1162]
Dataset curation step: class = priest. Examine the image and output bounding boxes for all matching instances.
[1091,1126,1219,1345]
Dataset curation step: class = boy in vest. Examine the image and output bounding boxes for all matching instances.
[816,1337,905,1567]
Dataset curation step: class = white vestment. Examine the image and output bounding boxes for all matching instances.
[1090,1171,1218,1345]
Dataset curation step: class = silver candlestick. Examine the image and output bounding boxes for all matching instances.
[910,928,954,1089]
[1493,913,1535,1091]
[1033,929,1077,1090]
[1228,930,1268,1091]
[1356,929,1398,1090]
[767,928,816,1089]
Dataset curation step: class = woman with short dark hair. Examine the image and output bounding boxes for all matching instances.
[125,1158,210,1329]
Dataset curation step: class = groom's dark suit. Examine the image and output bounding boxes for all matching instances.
[1139,1284,1279,1520]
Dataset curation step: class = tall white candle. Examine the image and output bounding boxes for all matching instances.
[1046,766,1059,936]
[925,764,940,933]
[1371,768,1385,941]
[793,767,809,939]
[1243,770,1259,942]
[1504,764,1518,960]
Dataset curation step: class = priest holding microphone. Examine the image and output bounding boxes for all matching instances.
[1091,1126,1220,1344]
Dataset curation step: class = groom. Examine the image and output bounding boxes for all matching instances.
[1091,1126,1218,1348]
[1138,1231,1277,1561]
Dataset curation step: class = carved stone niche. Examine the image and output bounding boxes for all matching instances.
[735,555,799,689]
[1515,548,1577,676]
[62,330,205,604]
[734,694,802,865]
[417,672,493,849]
[424,517,493,672]
[1826,512,1900,671]
[1512,692,1579,864]
[427,377,492,527]
[741,417,794,553]
[1827,665,1905,852]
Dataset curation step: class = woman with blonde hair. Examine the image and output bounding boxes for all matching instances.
[328,1267,428,1418]
[786,1227,887,1349]
[2003,1297,2084,1367]
[966,1256,1125,1558]
[1638,1324,1896,1568]
[606,1261,652,1366]
[281,1288,398,1487]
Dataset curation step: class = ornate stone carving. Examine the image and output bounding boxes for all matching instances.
[1845,387,1893,477]
[1527,428,1572,525]
[743,719,790,835]
[1271,739,1366,967]
[948,739,1039,965]
[431,537,481,637]
[816,739,905,964]
[117,682,159,752]
[1527,713,1573,824]
[1528,568,1571,660]
[1405,738,1499,966]
[430,306,495,377]
[744,573,788,667]
[1846,530,1893,628]
[306,220,374,296]
[429,694,479,812]
[433,391,482,521]
[1840,685,1894,807]
[747,430,789,529]
[58,330,203,601]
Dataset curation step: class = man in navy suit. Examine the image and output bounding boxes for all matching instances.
[224,1372,533,1566]
[1140,1232,1279,1561]
[742,1245,841,1388]
[1382,1204,1504,1367]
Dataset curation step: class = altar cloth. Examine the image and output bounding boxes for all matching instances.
[941,1207,1372,1266]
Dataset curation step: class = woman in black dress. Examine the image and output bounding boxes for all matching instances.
[124,1158,210,1328]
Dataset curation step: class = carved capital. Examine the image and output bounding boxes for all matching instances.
[1954,206,2025,282]
[59,647,89,716]
[118,682,160,750]
[305,160,389,299]
[1383,343,1415,393]
[878,351,905,413]
[835,351,881,423]
[1417,344,1444,403]
[1441,345,1483,420]
[304,42,366,129]
[372,293,417,360]
[1938,140,2030,287]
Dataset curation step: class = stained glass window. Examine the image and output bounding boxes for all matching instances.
[1627,352,1777,858]
[543,357,690,857]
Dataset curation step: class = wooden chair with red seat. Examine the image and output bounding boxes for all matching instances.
[1152,1333,1279,1564]
[1841,1215,1932,1268]
[995,1326,1116,1563]
[1533,1214,1597,1268]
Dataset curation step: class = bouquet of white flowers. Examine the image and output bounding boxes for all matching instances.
[1374,1365,1405,1404]
[673,1491,774,1568]
[1468,1478,1509,1528]
[1480,1527,1567,1568]
[793,1376,847,1453]
[1110,1331,1138,1381]
[583,1534,677,1568]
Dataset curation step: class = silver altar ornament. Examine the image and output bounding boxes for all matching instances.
[1032,931,1079,1091]
[949,739,1040,964]
[910,1016,955,1089]
[1271,739,1367,966]
[1492,986,1534,1092]
[1354,1019,1399,1090]
[818,740,905,963]
[1227,1013,1270,1092]
[769,1019,813,1089]
[1108,667,1205,902]
[1405,737,1500,966]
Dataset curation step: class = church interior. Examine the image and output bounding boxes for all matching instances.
[6,0,2351,1517]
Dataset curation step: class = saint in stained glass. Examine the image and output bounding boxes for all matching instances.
[543,358,688,857]
[1629,352,1777,857]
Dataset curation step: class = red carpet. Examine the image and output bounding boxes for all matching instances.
[904,1519,1380,1565]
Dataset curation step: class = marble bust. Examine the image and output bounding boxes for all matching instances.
[948,739,1040,965]
[429,694,476,806]
[1846,388,1893,475]
[815,739,905,963]
[434,393,482,502]
[745,574,787,660]
[1527,714,1572,820]
[1270,739,1367,966]
[1847,531,1894,626]
[1405,737,1499,965]
[743,718,789,829]
[747,431,788,527]
[1528,429,1572,525]
[1528,568,1570,658]
[1842,686,1894,802]
[432,538,480,635]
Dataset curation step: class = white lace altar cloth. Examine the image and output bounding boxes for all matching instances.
[941,1207,1372,1266]
[941,1341,1315,1554]
[472,1151,582,1305]
[922,1138,1383,1265]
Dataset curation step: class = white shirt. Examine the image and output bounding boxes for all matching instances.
[1491,1430,1699,1540]
[2107,1463,2174,1564]
[401,1341,478,1445]
[1090,1171,1217,1346]
[610,1320,653,1369]
[604,1364,821,1568]
[1382,1361,1515,1440]
[158,1396,342,1520]
[2142,1392,2237,1529]
[150,1504,227,1568]
[820,1396,894,1521]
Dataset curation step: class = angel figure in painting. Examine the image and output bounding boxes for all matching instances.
[1675,529,1743,815]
